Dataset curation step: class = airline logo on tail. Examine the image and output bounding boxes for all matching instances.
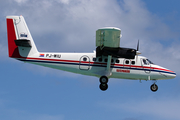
[20,33,28,38]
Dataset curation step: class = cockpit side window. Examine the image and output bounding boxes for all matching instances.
[146,59,154,64]
[143,59,149,65]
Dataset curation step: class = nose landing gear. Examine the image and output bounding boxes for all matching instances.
[150,83,158,92]
[99,76,108,91]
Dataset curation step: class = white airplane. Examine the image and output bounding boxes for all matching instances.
[6,16,176,92]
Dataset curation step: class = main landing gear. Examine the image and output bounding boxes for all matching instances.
[99,76,108,91]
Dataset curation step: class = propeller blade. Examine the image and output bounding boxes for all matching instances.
[137,40,139,51]
[136,40,141,62]
[136,40,141,55]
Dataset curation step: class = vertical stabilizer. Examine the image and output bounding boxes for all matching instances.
[6,16,38,58]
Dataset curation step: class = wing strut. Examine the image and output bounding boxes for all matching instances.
[106,55,112,76]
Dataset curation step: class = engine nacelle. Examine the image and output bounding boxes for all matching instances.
[96,27,121,48]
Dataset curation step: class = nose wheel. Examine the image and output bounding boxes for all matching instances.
[150,83,158,92]
[99,76,108,91]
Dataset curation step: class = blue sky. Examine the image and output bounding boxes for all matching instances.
[1,0,180,120]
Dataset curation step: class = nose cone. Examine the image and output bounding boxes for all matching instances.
[166,72,176,79]
[159,67,176,79]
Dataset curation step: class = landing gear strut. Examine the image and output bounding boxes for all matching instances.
[150,83,158,92]
[99,76,108,91]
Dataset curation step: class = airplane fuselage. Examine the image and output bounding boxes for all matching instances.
[17,51,176,81]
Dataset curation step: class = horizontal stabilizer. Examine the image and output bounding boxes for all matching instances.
[14,39,32,47]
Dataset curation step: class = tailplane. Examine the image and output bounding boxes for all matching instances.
[6,16,38,58]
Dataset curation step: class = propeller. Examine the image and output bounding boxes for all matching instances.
[136,40,141,62]
[137,40,139,51]
[136,40,141,55]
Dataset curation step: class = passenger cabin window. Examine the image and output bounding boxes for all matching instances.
[98,58,102,62]
[83,57,87,61]
[116,59,120,63]
[111,59,114,63]
[93,58,96,61]
[125,60,129,64]
[102,58,115,63]
[104,59,107,62]
[131,61,135,65]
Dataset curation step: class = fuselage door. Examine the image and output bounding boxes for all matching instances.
[141,59,151,73]
[79,55,90,70]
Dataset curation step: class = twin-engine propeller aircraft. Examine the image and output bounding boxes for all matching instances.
[6,16,176,92]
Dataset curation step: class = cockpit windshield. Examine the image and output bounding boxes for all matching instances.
[146,59,154,64]
[142,59,149,65]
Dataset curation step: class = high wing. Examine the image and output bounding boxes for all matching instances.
[96,27,138,59]
[95,27,139,77]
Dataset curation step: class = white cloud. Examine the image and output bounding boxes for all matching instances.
[14,0,28,4]
[33,114,64,120]
[1,0,180,74]
[2,109,64,120]
[0,99,64,120]
[104,96,180,120]
[0,43,9,61]
[56,0,69,4]
[1,1,180,120]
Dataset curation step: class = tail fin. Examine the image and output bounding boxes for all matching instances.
[6,16,38,58]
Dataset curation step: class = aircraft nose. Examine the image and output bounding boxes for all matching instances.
[166,72,176,79]
[160,69,176,79]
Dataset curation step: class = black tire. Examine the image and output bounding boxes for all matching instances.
[99,83,108,91]
[99,76,108,84]
[150,84,158,92]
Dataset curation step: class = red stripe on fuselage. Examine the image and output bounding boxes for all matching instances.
[19,57,175,73]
